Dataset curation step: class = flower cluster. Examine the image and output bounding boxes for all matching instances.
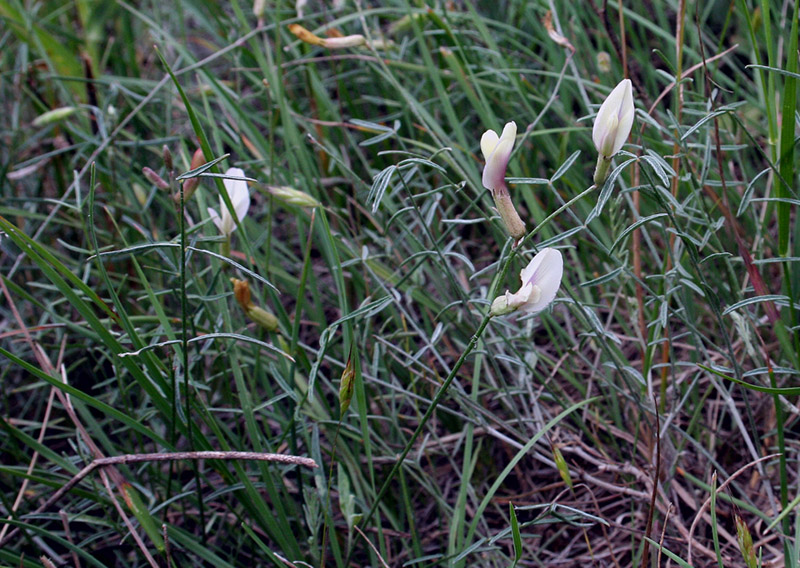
[484,78,634,317]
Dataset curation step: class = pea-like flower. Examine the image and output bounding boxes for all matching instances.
[490,248,563,316]
[592,79,634,185]
[481,121,517,192]
[207,168,250,236]
[480,121,526,239]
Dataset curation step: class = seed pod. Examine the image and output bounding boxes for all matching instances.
[553,445,573,489]
[339,351,355,415]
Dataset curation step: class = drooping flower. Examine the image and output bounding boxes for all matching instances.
[490,248,563,316]
[480,121,526,239]
[592,79,634,185]
[207,168,250,236]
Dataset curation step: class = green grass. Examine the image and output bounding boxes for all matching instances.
[1,1,798,566]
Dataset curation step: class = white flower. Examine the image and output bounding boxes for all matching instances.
[490,248,563,316]
[207,168,250,236]
[480,121,517,192]
[592,79,634,159]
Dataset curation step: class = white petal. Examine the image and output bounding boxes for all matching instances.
[498,121,517,146]
[592,79,633,157]
[219,167,250,234]
[597,113,619,157]
[506,283,536,310]
[612,80,634,154]
[518,248,563,313]
[481,121,517,191]
[207,207,224,233]
[480,129,499,160]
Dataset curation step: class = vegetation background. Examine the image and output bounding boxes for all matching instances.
[1,0,799,566]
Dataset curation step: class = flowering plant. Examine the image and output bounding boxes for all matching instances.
[592,79,634,185]
[490,248,563,316]
[208,167,250,237]
[480,121,526,239]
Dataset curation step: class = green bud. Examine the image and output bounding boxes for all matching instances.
[248,306,279,332]
[268,185,321,208]
[132,183,148,206]
[32,107,78,127]
[553,446,573,489]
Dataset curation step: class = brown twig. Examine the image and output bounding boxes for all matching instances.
[354,525,391,568]
[98,468,159,568]
[59,510,80,568]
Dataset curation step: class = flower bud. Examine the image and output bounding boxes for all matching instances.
[180,147,206,202]
[268,185,321,208]
[592,79,634,185]
[253,0,266,18]
[480,121,527,238]
[231,278,278,332]
[596,51,611,73]
[142,167,170,190]
[32,107,78,127]
[481,121,516,193]
[321,34,366,49]
[248,306,279,332]
[162,145,173,171]
[132,183,148,206]
[289,24,366,49]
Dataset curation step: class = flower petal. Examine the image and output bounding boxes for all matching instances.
[207,207,223,233]
[592,79,633,157]
[506,282,535,310]
[210,167,251,235]
[480,129,499,161]
[481,121,517,191]
[223,168,250,222]
[518,248,563,313]
[612,81,634,153]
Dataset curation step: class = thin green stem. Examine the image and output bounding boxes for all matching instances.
[353,312,494,553]
[179,169,205,541]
